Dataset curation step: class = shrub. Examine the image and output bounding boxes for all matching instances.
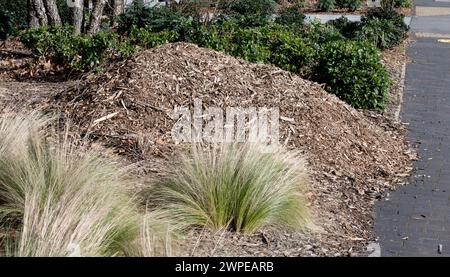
[365,7,409,32]
[219,0,277,27]
[359,8,408,49]
[20,25,121,71]
[118,3,186,34]
[328,17,360,39]
[0,11,14,40]
[316,0,336,11]
[274,7,306,27]
[229,25,315,73]
[394,0,412,8]
[336,0,363,11]
[128,26,179,48]
[301,20,344,48]
[190,24,235,53]
[230,27,272,63]
[149,143,309,234]
[220,0,276,17]
[0,0,27,30]
[317,40,390,110]
[0,114,174,256]
[266,30,315,74]
[357,17,407,49]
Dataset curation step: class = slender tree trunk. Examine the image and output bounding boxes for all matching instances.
[70,0,84,33]
[28,0,40,27]
[87,0,107,35]
[31,0,49,26]
[43,0,62,25]
[110,0,124,27]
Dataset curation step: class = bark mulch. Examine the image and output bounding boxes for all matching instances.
[37,42,415,256]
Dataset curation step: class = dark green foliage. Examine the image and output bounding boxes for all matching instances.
[0,0,27,30]
[358,8,409,49]
[128,26,179,48]
[20,25,122,71]
[219,0,276,17]
[118,3,186,34]
[229,27,272,63]
[301,21,344,48]
[0,11,15,40]
[265,29,315,74]
[336,0,362,11]
[328,17,360,39]
[317,0,336,11]
[274,7,306,28]
[357,17,407,49]
[394,0,412,8]
[218,0,277,27]
[317,40,390,110]
[365,7,409,32]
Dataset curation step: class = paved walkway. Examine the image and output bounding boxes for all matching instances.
[374,2,450,256]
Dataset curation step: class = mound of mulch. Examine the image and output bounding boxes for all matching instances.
[51,42,415,256]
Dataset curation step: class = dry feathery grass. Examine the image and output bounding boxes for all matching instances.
[0,113,174,257]
[149,142,309,234]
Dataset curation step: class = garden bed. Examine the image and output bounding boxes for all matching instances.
[33,42,414,256]
[0,2,416,257]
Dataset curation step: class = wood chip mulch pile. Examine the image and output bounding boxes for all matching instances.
[50,42,416,256]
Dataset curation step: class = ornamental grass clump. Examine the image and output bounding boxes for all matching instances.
[150,143,309,234]
[0,114,172,257]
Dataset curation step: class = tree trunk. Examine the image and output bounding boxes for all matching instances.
[31,0,49,26]
[43,0,62,25]
[87,0,107,35]
[110,0,124,27]
[69,0,84,33]
[28,0,40,28]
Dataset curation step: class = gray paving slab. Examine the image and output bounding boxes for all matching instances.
[411,15,450,34]
[374,37,450,256]
[415,0,450,7]
[304,14,412,25]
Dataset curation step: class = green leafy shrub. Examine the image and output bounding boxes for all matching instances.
[317,40,390,110]
[220,0,276,17]
[328,17,360,39]
[317,0,336,11]
[230,25,315,73]
[118,3,186,34]
[274,7,306,27]
[20,25,120,71]
[266,29,315,74]
[149,143,309,234]
[219,0,277,27]
[365,7,409,32]
[128,26,179,48]
[395,0,412,8]
[336,0,363,11]
[358,8,408,49]
[189,24,234,53]
[230,27,272,63]
[0,0,27,30]
[0,11,15,40]
[357,17,407,49]
[301,20,344,48]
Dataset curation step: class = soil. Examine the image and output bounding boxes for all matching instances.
[39,42,415,257]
